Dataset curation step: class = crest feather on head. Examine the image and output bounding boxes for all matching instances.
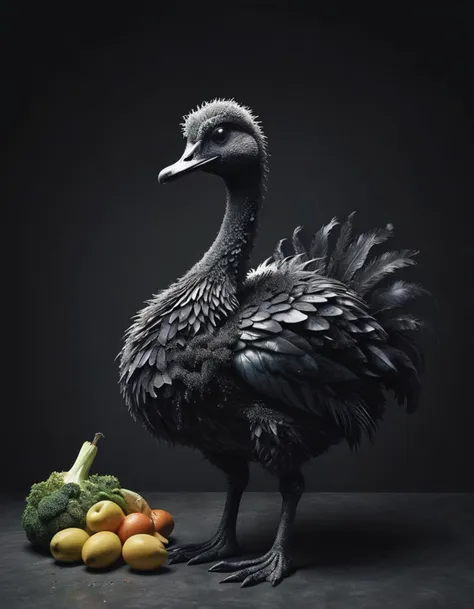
[180,98,267,155]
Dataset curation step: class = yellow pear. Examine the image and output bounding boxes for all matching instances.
[50,528,90,562]
[122,534,168,571]
[81,531,122,569]
[86,500,125,533]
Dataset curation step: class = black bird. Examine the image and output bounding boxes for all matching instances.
[118,99,426,587]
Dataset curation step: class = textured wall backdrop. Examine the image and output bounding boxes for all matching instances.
[4,5,473,493]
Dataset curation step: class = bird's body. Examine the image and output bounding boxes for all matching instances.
[118,99,426,586]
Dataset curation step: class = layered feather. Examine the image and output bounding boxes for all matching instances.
[265,212,427,417]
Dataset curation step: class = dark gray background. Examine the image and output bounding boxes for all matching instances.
[4,5,473,493]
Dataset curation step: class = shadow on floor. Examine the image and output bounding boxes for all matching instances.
[24,544,51,558]
[22,506,458,574]
[236,514,454,570]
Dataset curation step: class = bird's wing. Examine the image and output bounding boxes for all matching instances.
[232,254,409,442]
[233,213,426,443]
[234,256,385,405]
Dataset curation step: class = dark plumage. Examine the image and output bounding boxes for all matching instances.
[118,99,427,587]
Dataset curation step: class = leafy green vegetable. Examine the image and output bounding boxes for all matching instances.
[22,433,127,549]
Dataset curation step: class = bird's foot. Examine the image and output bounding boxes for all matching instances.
[209,546,294,587]
[167,529,240,565]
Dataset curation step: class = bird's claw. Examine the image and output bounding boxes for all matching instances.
[209,547,294,587]
[167,530,240,565]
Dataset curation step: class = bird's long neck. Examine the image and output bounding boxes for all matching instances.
[196,171,263,289]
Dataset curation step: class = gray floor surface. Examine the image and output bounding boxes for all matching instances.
[1,492,473,609]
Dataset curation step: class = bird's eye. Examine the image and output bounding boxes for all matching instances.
[211,126,230,144]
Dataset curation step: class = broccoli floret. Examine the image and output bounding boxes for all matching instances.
[37,489,70,522]
[22,504,49,546]
[86,474,127,513]
[25,473,65,508]
[61,482,82,499]
[21,433,126,549]
[87,473,122,495]
[51,509,83,533]
[66,498,88,524]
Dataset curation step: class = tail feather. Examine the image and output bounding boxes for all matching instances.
[273,238,287,261]
[327,211,356,276]
[308,217,339,271]
[338,224,394,284]
[351,250,417,296]
[270,213,427,335]
[391,332,425,375]
[370,280,427,314]
[292,226,308,258]
[383,314,423,332]
[270,211,428,415]
[384,345,421,413]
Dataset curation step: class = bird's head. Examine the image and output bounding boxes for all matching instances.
[158,98,267,186]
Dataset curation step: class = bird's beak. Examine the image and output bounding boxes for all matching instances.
[158,141,219,184]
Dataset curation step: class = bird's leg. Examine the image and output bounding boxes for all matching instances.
[167,454,249,565]
[209,469,305,587]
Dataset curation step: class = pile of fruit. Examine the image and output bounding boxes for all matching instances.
[21,433,174,573]
[50,501,174,571]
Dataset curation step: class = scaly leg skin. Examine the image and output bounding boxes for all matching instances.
[167,454,249,565]
[209,469,305,587]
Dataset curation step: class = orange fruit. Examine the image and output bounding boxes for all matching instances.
[117,512,155,544]
[150,509,174,538]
